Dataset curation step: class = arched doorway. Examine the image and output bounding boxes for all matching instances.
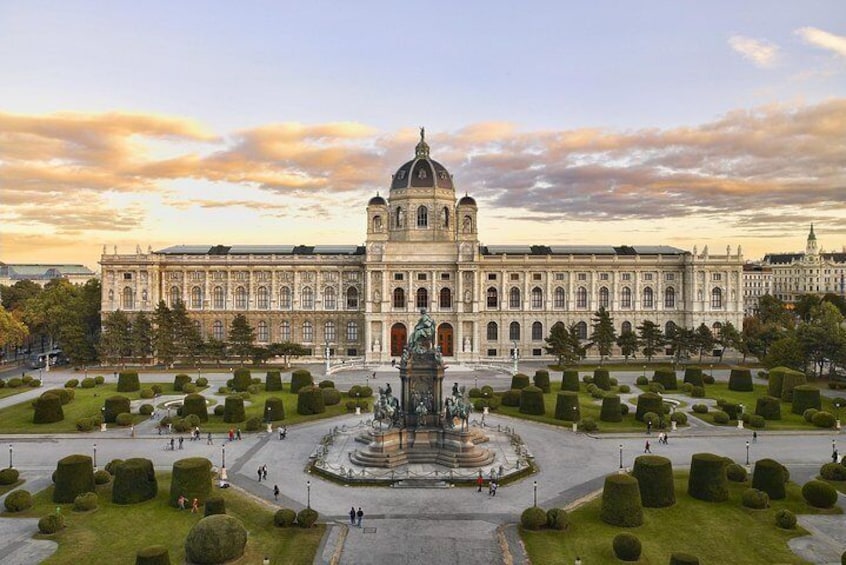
[390,323,407,357]
[437,323,454,356]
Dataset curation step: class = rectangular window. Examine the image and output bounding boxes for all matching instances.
[643,273,653,281]
[599,273,609,280]
[394,273,404,281]
[533,348,542,357]
[665,273,675,281]
[712,273,722,281]
[487,273,497,281]
[346,348,357,357]
[532,273,542,281]
[440,273,450,280]
[554,273,565,281]
[510,273,519,281]
[487,349,497,357]
[622,273,631,281]
[123,273,132,280]
[578,273,587,281]
[417,273,427,281]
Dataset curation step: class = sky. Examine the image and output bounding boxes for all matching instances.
[1,1,845,271]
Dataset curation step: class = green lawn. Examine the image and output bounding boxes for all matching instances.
[2,474,321,565]
[521,472,836,564]
[0,385,41,401]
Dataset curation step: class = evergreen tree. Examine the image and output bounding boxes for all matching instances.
[544,322,582,367]
[152,301,176,367]
[268,341,309,368]
[99,310,132,365]
[616,329,639,361]
[171,301,202,364]
[228,314,255,364]
[693,323,715,363]
[666,325,694,365]
[130,312,153,364]
[203,338,227,365]
[590,306,616,363]
[717,321,742,363]
[636,320,664,361]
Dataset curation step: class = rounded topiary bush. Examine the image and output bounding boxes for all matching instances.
[322,387,341,406]
[712,410,730,424]
[265,371,283,392]
[231,368,252,392]
[632,455,675,508]
[115,412,133,426]
[184,514,247,564]
[579,417,598,432]
[38,513,65,534]
[65,379,79,388]
[297,507,319,528]
[649,382,665,394]
[274,508,297,527]
[561,370,580,392]
[600,474,643,526]
[755,396,782,420]
[113,458,157,504]
[4,489,33,512]
[742,487,770,509]
[73,491,98,512]
[0,467,20,485]
[117,371,140,392]
[803,408,819,423]
[653,369,678,390]
[821,462,846,481]
[683,367,704,387]
[223,396,246,423]
[510,374,530,390]
[688,453,728,502]
[44,388,73,405]
[802,479,838,508]
[593,369,611,391]
[195,377,208,387]
[54,454,95,503]
[173,374,191,392]
[139,404,154,416]
[642,412,659,428]
[297,386,326,416]
[290,370,313,394]
[813,411,836,428]
[244,416,262,432]
[135,545,171,565]
[670,411,688,426]
[618,384,631,393]
[612,532,642,562]
[204,496,226,516]
[792,385,821,415]
[519,385,545,415]
[726,463,748,482]
[180,394,208,422]
[140,388,155,399]
[554,391,580,421]
[780,368,807,402]
[501,389,521,408]
[599,395,622,422]
[752,458,787,500]
[359,385,373,398]
[520,506,547,530]
[690,385,706,398]
[169,457,212,507]
[635,393,663,422]
[635,375,649,386]
[669,553,701,565]
[104,395,131,423]
[264,397,286,421]
[692,404,708,414]
[546,507,568,530]
[776,508,797,529]
[728,368,753,391]
[182,383,198,394]
[33,393,64,424]
[533,370,551,393]
[94,469,112,485]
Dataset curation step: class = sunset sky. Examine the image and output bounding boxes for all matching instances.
[1,1,845,271]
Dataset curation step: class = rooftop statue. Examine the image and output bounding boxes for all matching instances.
[408,308,435,354]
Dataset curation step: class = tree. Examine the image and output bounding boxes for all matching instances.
[636,320,663,361]
[251,346,272,366]
[692,324,715,363]
[742,317,783,361]
[590,307,616,363]
[717,321,742,362]
[666,325,695,365]
[228,314,255,364]
[99,311,132,365]
[130,312,153,364]
[152,301,176,367]
[267,341,309,368]
[0,306,28,350]
[203,338,227,366]
[0,280,42,312]
[22,279,76,353]
[170,301,202,365]
[763,335,805,371]
[757,295,793,328]
[544,322,582,367]
[797,302,846,377]
[822,293,846,317]
[616,329,639,362]
[794,294,822,324]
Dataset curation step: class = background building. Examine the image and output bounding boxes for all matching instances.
[100,133,745,363]
[742,263,773,316]
[0,263,97,287]
[763,226,846,304]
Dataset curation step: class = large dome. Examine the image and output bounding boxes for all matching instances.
[390,128,454,191]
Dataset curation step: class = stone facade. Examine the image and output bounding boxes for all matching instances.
[100,131,745,362]
[763,225,846,304]
[742,263,773,316]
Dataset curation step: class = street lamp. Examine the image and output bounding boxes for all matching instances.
[265,406,271,423]
[833,439,837,459]
[474,376,478,390]
[745,440,750,465]
[533,480,538,507]
[619,444,623,470]
[307,480,312,509]
[222,445,226,468]
[8,444,12,469]
[93,443,97,470]
[642,365,646,379]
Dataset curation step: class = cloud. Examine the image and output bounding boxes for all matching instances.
[796,27,846,58]
[728,35,779,67]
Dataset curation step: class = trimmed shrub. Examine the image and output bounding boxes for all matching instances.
[726,463,748,482]
[54,454,95,503]
[94,470,111,484]
[246,384,260,395]
[636,375,649,386]
[546,508,568,531]
[748,414,766,429]
[117,371,140,392]
[692,404,708,414]
[688,453,729,502]
[73,491,98,511]
[520,506,547,530]
[691,386,706,398]
[105,459,124,475]
[170,457,212,507]
[802,479,838,508]
[244,417,262,432]
[480,385,494,397]
[76,417,95,432]
[620,403,630,416]
[554,391,580,421]
[820,462,846,481]
[204,496,226,516]
[274,508,297,527]
[33,394,64,424]
[728,368,753,392]
[510,374,530,390]
[290,370,313,393]
[322,387,341,406]
[113,458,157,504]
[532,370,551,393]
[38,513,65,534]
[600,395,623,422]
[468,388,482,398]
[752,458,786,500]
[260,371,282,392]
[65,379,79,388]
[813,411,836,428]
[780,368,807,402]
[4,489,33,512]
[182,394,209,422]
[600,474,643,526]
[578,417,598,432]
[264,397,286,421]
[43,389,73,406]
[593,369,611,391]
[360,386,373,399]
[561,370,580,392]
[670,411,688,425]
[742,488,770,509]
[803,408,819,423]
[703,375,716,385]
[104,395,131,423]
[7,378,22,388]
[612,532,642,562]
[173,374,192,392]
[0,467,20,485]
[632,455,675,507]
[582,375,594,384]
[501,389,521,408]
[681,383,694,394]
[223,396,246,423]
[519,385,545,415]
[184,514,248,564]
[635,393,663,422]
[183,383,198,394]
[115,412,133,426]
[775,508,797,529]
[683,367,704,387]
[768,367,786,397]
[135,545,171,565]
[297,507,319,528]
[297,386,326,415]
[653,369,678,390]
[140,389,155,399]
[712,410,730,424]
[755,396,782,420]
[231,368,252,392]
[649,382,665,394]
[139,403,154,416]
[195,377,208,387]
[217,386,230,395]
[618,384,631,394]
[213,405,225,416]
[792,385,821,415]
[669,553,701,565]
[642,412,659,428]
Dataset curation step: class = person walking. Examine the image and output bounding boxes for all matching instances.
[257,466,263,482]
[262,465,268,481]
[644,440,651,453]
[476,474,484,493]
[178,436,184,450]
[356,507,363,527]
[207,432,213,445]
[273,484,279,501]
[191,498,199,513]
[833,449,839,463]
[752,431,757,443]
[349,506,356,525]
[228,428,235,442]
[169,437,175,450]
[237,428,242,440]
[278,426,284,440]
[177,495,186,510]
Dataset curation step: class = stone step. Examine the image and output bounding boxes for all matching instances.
[392,479,451,489]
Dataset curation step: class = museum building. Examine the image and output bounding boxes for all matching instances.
[100,132,745,363]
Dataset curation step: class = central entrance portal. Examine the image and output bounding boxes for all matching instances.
[390,323,407,357]
[437,323,454,356]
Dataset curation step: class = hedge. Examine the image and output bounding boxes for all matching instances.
[54,454,95,503]
[653,369,678,390]
[297,386,326,416]
[593,369,611,391]
[599,395,623,422]
[632,455,675,507]
[290,370,313,394]
[113,458,157,504]
[820,462,846,481]
[135,545,171,565]
[561,370,580,392]
[792,385,821,415]
[520,506,547,530]
[554,391,580,421]
[501,389,521,408]
[117,371,140,392]
[519,386,545,415]
[802,479,838,508]
[726,463,748,482]
[812,411,836,428]
[4,489,33,512]
[546,508,568,530]
[173,374,192,392]
[683,367,704,387]
[669,553,701,565]
[688,453,728,502]
[322,388,342,406]
[265,397,286,421]
[104,395,131,423]
[223,397,246,423]
[780,368,807,402]
[635,393,663,422]
[533,370,551,393]
[266,371,283,392]
[742,488,770,509]
[600,474,643,526]
[752,458,786,500]
[510,374,530,390]
[728,368,753,392]
[170,457,212,507]
[182,394,209,422]
[33,394,64,424]
[297,508,319,528]
[184,514,247,564]
[38,513,65,534]
[204,496,226,516]
[755,396,782,420]
[274,508,297,527]
[612,532,642,562]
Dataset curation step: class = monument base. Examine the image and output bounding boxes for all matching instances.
[351,427,495,469]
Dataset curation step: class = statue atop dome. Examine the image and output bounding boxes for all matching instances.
[415,126,430,158]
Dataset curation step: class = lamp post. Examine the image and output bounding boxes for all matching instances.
[745,440,750,465]
[572,406,578,433]
[474,376,478,390]
[533,480,538,507]
[642,365,646,379]
[222,445,226,468]
[709,364,714,379]
[619,443,623,470]
[512,341,519,374]
[8,444,12,469]
[93,443,97,471]
[307,480,311,509]
[833,439,837,460]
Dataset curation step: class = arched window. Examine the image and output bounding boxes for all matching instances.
[439,288,452,309]
[323,287,336,310]
[531,321,543,341]
[302,286,314,310]
[416,288,428,309]
[576,287,588,308]
[191,286,203,309]
[531,287,543,309]
[442,206,449,228]
[302,321,313,342]
[712,321,722,338]
[347,321,358,342]
[279,287,291,310]
[509,287,521,309]
[395,207,404,228]
[462,215,473,232]
[664,287,675,308]
[599,286,609,308]
[486,287,498,308]
[193,320,202,338]
[212,320,224,340]
[213,286,225,309]
[665,321,676,336]
[279,321,291,342]
[346,287,359,309]
[324,321,336,342]
[169,286,182,306]
[621,287,632,308]
[643,287,654,308]
[373,215,382,231]
[257,320,269,343]
[257,286,269,309]
[487,322,498,341]
[711,287,722,309]
[509,321,521,340]
[141,289,147,302]
[393,288,405,309]
[234,286,247,309]
[417,206,428,228]
[575,321,588,340]
[122,287,134,309]
[554,287,566,309]
[621,321,632,334]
